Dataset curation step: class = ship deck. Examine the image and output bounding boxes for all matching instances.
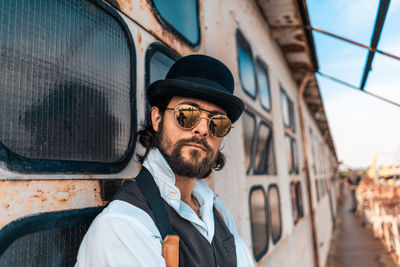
[327,185,397,267]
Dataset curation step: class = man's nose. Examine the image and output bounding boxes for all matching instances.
[192,117,208,137]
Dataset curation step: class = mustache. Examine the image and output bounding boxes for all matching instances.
[176,136,213,153]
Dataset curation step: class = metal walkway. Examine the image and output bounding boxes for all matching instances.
[327,185,398,267]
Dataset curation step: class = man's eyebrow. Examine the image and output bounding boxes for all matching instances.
[179,101,225,116]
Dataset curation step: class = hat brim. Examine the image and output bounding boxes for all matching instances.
[147,79,245,123]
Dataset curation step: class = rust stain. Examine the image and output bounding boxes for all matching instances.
[108,0,193,55]
[137,31,142,44]
[139,0,146,11]
[0,180,104,228]
[115,0,132,11]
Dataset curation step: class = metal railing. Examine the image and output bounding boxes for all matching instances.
[356,180,400,263]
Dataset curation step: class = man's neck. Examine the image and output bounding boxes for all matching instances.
[175,174,202,218]
[174,174,196,204]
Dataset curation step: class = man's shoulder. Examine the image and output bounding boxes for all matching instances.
[100,200,148,221]
[76,200,163,266]
[112,179,152,212]
[90,200,160,236]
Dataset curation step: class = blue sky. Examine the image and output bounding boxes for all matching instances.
[307,0,400,168]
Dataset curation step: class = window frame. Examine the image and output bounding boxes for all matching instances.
[236,29,257,100]
[268,184,282,244]
[0,0,137,174]
[255,57,272,112]
[248,186,270,261]
[148,0,201,47]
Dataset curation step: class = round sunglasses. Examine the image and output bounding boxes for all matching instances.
[166,104,233,138]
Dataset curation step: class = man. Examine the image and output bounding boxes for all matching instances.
[76,55,254,266]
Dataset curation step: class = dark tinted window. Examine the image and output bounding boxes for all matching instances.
[292,139,299,174]
[148,52,176,84]
[297,182,304,218]
[291,181,304,224]
[249,187,269,260]
[281,90,291,127]
[281,89,296,131]
[289,98,296,132]
[285,135,293,173]
[256,59,271,111]
[236,30,256,98]
[0,0,135,172]
[315,180,320,201]
[285,135,298,174]
[254,122,276,175]
[322,178,327,195]
[320,179,324,196]
[150,0,199,46]
[309,129,317,175]
[242,111,256,174]
[145,43,180,115]
[290,183,299,223]
[268,185,282,243]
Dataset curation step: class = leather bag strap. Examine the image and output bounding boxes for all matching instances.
[135,167,179,267]
[135,167,174,239]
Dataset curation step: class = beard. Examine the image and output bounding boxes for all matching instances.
[156,126,218,179]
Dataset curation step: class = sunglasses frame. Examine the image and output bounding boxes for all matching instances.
[166,104,233,138]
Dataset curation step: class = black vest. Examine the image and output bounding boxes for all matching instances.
[113,171,237,267]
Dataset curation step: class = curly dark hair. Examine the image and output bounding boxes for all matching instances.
[135,98,226,172]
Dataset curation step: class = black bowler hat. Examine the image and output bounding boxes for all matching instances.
[147,54,245,123]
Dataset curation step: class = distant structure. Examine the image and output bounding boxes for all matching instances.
[367,152,400,180]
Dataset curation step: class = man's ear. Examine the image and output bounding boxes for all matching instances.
[151,106,162,132]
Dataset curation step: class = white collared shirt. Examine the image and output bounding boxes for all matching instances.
[76,148,254,267]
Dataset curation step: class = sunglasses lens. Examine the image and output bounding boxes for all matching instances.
[175,105,200,129]
[209,115,232,137]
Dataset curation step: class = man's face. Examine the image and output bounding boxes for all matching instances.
[152,96,225,178]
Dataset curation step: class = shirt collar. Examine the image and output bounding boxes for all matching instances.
[142,148,215,216]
